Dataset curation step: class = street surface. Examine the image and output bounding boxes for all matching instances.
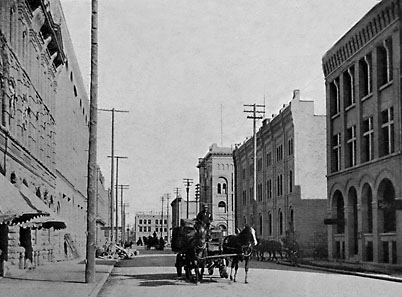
[98,248,402,297]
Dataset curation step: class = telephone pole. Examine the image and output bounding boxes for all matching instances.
[244,103,265,228]
[183,178,193,219]
[85,0,98,283]
[165,193,170,243]
[161,196,164,238]
[116,184,129,244]
[108,155,127,243]
[195,183,200,214]
[98,108,129,242]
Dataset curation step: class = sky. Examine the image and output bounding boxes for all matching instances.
[58,0,380,225]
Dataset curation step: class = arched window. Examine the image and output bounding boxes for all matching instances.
[10,172,16,184]
[218,201,226,213]
[278,209,283,235]
[217,183,222,194]
[259,213,263,235]
[222,183,227,194]
[268,212,272,235]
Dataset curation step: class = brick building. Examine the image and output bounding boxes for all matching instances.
[0,0,109,275]
[233,90,327,255]
[322,0,402,264]
[197,144,235,236]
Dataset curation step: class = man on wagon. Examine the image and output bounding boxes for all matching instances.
[196,204,213,239]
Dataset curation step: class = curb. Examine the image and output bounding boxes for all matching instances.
[88,260,117,297]
[277,260,402,283]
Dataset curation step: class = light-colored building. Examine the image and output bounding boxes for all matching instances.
[197,144,235,236]
[322,0,402,264]
[0,0,109,276]
[233,90,327,256]
[135,211,169,243]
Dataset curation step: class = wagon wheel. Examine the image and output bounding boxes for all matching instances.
[175,254,183,277]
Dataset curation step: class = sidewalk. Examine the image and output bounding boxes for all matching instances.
[279,257,402,283]
[0,258,116,297]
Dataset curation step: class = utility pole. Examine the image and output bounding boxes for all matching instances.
[98,108,129,242]
[108,155,127,243]
[165,193,170,243]
[174,188,181,226]
[122,202,130,244]
[244,103,265,228]
[161,196,164,238]
[183,178,193,219]
[116,184,129,244]
[85,0,98,283]
[195,184,200,214]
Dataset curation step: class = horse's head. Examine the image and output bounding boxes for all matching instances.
[241,225,258,247]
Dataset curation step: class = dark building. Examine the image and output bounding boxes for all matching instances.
[322,0,401,264]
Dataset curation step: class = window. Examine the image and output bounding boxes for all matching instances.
[381,107,394,156]
[330,78,340,116]
[259,214,263,235]
[362,117,374,162]
[222,183,227,194]
[267,179,272,199]
[257,158,262,172]
[249,164,253,177]
[249,187,253,201]
[268,212,272,236]
[344,66,355,107]
[242,190,247,206]
[257,184,263,202]
[218,201,226,213]
[266,152,272,167]
[155,220,158,224]
[217,183,222,194]
[148,219,151,224]
[139,219,143,224]
[332,133,341,172]
[377,38,393,87]
[277,174,283,196]
[359,54,372,98]
[148,227,151,232]
[164,220,167,225]
[288,138,294,155]
[279,210,284,235]
[289,170,293,193]
[139,226,142,232]
[346,125,357,167]
[276,145,283,161]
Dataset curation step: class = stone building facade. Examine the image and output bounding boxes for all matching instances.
[322,0,402,264]
[233,90,327,255]
[197,144,235,236]
[0,0,109,275]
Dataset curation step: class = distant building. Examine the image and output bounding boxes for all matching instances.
[197,144,235,236]
[233,90,327,255]
[322,0,401,264]
[170,197,197,229]
[135,211,169,243]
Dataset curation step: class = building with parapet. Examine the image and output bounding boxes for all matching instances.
[322,0,402,264]
[233,90,327,256]
[197,144,235,236]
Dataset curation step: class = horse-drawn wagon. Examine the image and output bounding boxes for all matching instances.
[172,220,258,283]
[171,219,229,282]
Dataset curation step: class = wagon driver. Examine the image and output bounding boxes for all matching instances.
[196,204,213,237]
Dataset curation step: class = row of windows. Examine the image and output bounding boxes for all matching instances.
[138,227,167,233]
[330,37,393,116]
[331,107,394,172]
[138,219,167,225]
[245,208,294,236]
[242,171,293,205]
[242,138,294,179]
[217,164,233,170]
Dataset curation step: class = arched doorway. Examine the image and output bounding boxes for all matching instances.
[361,183,373,261]
[377,178,396,264]
[332,190,345,259]
[347,187,358,256]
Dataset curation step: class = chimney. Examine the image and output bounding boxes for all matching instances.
[292,89,300,100]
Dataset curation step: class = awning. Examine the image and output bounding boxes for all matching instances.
[0,174,47,224]
[18,185,66,230]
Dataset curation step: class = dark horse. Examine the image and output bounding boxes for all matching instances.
[222,225,257,283]
[182,223,208,284]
